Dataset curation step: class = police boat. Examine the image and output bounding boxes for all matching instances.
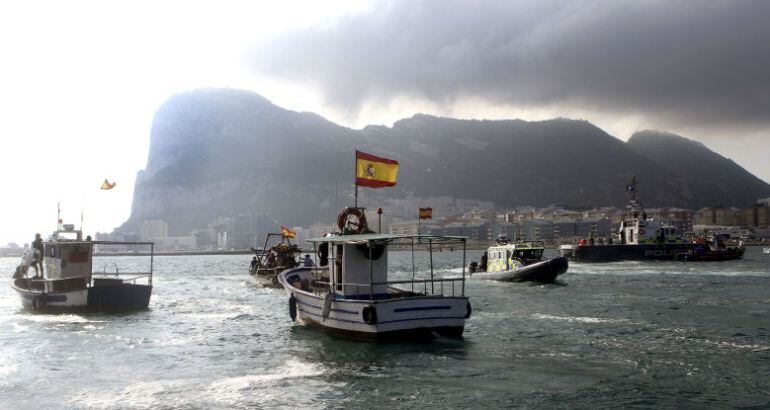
[10,224,154,312]
[559,176,694,262]
[469,236,568,283]
[277,207,471,341]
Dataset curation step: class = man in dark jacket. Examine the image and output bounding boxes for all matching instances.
[32,233,44,278]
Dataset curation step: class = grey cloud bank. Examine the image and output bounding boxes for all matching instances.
[246,0,770,180]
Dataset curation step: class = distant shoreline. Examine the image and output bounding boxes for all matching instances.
[2,243,766,259]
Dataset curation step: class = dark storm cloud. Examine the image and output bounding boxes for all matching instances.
[248,0,770,128]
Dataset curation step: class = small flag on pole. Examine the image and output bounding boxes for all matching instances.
[100,179,116,190]
[419,207,433,219]
[281,226,297,238]
[355,150,399,188]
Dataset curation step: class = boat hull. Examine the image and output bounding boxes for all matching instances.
[473,257,568,283]
[279,268,469,340]
[87,284,152,311]
[561,243,694,262]
[681,246,746,262]
[11,280,151,312]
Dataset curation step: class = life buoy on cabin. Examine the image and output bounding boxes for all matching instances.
[337,207,368,234]
[288,294,297,321]
[362,305,378,325]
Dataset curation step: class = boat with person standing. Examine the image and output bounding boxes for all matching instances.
[249,229,302,286]
[10,224,154,312]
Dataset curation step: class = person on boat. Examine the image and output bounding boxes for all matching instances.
[250,256,258,272]
[31,233,44,278]
[265,252,276,269]
[479,251,488,272]
[578,237,587,247]
[303,254,314,267]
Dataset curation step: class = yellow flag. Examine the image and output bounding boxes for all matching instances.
[355,150,399,188]
[281,226,297,238]
[100,179,116,190]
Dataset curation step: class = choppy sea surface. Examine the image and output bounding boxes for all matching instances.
[1,248,769,409]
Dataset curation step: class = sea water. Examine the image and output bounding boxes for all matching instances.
[1,248,769,408]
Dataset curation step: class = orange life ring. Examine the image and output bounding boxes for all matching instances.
[337,207,368,234]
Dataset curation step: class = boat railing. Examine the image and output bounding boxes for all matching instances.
[90,240,154,287]
[91,271,152,285]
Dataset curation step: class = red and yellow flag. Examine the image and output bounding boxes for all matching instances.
[100,179,116,190]
[280,226,296,238]
[419,207,433,219]
[355,150,399,188]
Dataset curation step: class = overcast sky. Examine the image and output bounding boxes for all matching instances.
[1,0,769,245]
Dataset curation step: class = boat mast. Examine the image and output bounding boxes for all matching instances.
[626,175,644,218]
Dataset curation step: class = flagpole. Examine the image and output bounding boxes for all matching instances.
[354,150,358,208]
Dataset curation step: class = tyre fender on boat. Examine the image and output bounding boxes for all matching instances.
[288,294,297,321]
[322,291,333,321]
[362,305,377,325]
[465,301,472,319]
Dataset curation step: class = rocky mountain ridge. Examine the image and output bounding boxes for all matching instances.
[121,88,770,235]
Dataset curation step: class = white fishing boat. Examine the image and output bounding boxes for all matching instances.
[277,207,471,340]
[10,224,154,312]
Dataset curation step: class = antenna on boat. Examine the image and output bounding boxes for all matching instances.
[57,202,62,231]
[80,193,84,234]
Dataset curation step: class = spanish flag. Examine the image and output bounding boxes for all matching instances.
[355,150,399,188]
[419,207,433,219]
[280,226,297,238]
[100,179,116,190]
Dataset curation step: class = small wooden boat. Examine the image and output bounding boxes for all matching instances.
[10,225,154,312]
[249,233,302,286]
[470,238,568,283]
[277,207,471,341]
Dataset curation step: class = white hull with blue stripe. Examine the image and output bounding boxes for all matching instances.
[277,217,471,341]
[12,284,88,311]
[280,267,469,339]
